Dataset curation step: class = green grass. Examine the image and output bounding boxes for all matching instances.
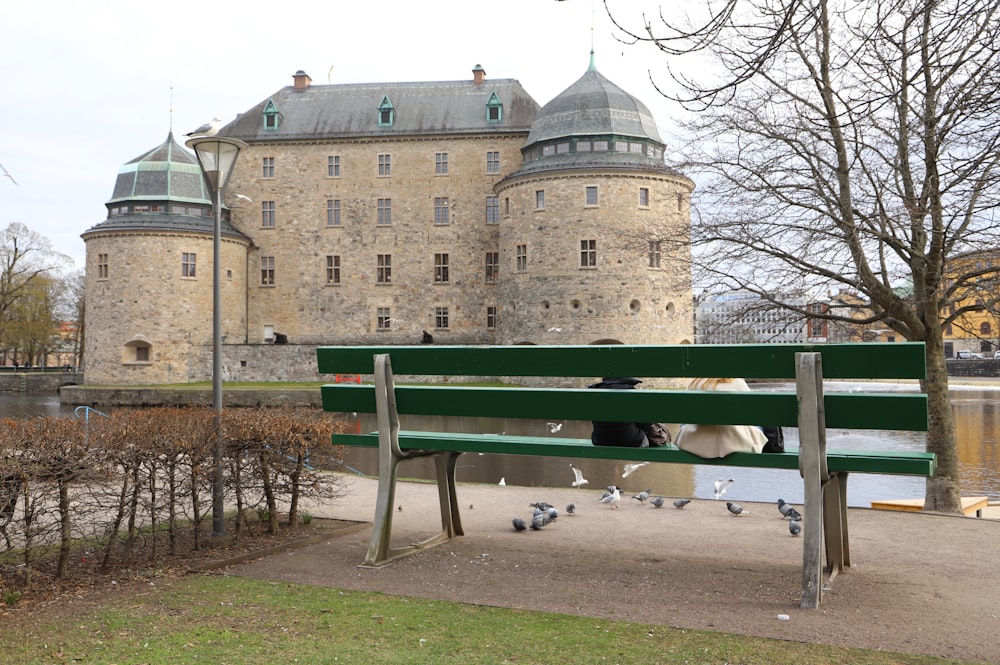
[0,576,979,665]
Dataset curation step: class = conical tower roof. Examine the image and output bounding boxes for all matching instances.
[107,132,211,205]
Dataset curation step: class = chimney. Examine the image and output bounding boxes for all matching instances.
[293,70,312,91]
[472,64,486,86]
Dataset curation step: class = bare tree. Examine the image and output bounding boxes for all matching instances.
[608,0,1000,511]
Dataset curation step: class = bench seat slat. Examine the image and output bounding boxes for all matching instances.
[332,432,937,477]
[322,384,929,431]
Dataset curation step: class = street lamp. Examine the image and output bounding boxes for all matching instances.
[186,135,247,539]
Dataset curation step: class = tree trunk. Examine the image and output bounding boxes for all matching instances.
[922,336,962,513]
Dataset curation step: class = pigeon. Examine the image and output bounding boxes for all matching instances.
[546,507,559,521]
[512,517,527,531]
[789,519,802,536]
[673,498,692,509]
[599,486,622,509]
[622,462,649,478]
[530,501,554,511]
[726,501,748,516]
[632,488,652,503]
[498,477,506,486]
[547,422,563,433]
[650,496,665,508]
[777,499,802,520]
[569,464,589,487]
[185,117,222,137]
[531,512,551,530]
[566,503,576,515]
[714,478,735,500]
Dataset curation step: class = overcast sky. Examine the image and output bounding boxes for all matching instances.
[1,0,691,271]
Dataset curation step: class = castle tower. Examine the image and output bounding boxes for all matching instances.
[81,132,251,384]
[494,57,694,346]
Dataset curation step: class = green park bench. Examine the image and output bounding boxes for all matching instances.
[317,343,935,609]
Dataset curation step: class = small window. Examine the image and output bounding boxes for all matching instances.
[435,152,449,175]
[593,140,608,151]
[648,241,661,268]
[486,91,503,123]
[377,95,395,127]
[263,99,280,130]
[377,198,392,225]
[434,253,450,283]
[435,306,449,329]
[585,186,598,206]
[504,198,510,216]
[135,345,150,362]
[377,254,392,284]
[485,197,499,224]
[535,190,545,210]
[486,151,500,174]
[327,199,341,226]
[982,322,992,336]
[328,155,341,177]
[580,239,597,268]
[326,255,341,285]
[434,197,450,225]
[677,192,684,211]
[378,154,391,177]
[639,187,649,207]
[97,253,109,279]
[261,201,276,227]
[262,157,275,178]
[182,252,196,278]
[487,305,497,329]
[260,256,275,285]
[377,307,391,330]
[485,252,499,283]
[516,244,527,272]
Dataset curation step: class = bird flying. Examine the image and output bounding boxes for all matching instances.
[233,193,253,203]
[547,422,563,433]
[622,462,649,478]
[569,464,588,487]
[714,478,735,500]
[185,117,222,137]
[0,162,18,185]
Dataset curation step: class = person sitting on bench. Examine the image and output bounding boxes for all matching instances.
[674,377,768,458]
[588,377,670,448]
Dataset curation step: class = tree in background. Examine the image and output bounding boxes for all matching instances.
[609,0,1000,512]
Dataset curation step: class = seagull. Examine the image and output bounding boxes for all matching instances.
[498,477,506,486]
[622,462,649,478]
[714,478,735,500]
[547,422,563,433]
[789,519,802,536]
[185,117,222,137]
[726,501,748,516]
[566,503,576,515]
[512,517,527,531]
[673,498,692,509]
[650,496,665,508]
[632,488,652,503]
[569,464,588,487]
[599,486,622,509]
[0,162,18,185]
[233,193,253,203]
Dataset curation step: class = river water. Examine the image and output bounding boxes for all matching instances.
[3,386,997,507]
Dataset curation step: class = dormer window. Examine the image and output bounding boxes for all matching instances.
[378,95,395,127]
[263,99,280,130]
[486,92,502,123]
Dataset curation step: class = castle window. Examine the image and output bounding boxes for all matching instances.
[97,253,109,279]
[377,307,391,330]
[263,99,280,130]
[485,252,499,283]
[326,255,341,285]
[377,198,392,225]
[486,151,500,174]
[262,157,275,178]
[435,152,449,175]
[516,244,527,272]
[485,197,499,224]
[434,197,450,225]
[378,154,391,176]
[542,145,556,157]
[135,346,150,362]
[639,188,650,207]
[648,241,661,268]
[124,338,151,365]
[486,92,503,123]
[677,192,684,211]
[580,239,597,268]
[535,190,545,210]
[576,141,591,152]
[557,142,570,154]
[377,254,392,284]
[434,253,450,283]
[260,256,275,285]
[261,201,276,228]
[487,305,497,329]
[182,252,196,278]
[328,155,341,177]
[593,140,608,151]
[377,96,395,127]
[327,199,341,226]
[585,186,598,206]
[435,306,450,329]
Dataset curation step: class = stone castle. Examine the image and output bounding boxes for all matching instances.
[82,57,694,385]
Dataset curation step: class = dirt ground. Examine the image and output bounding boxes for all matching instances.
[223,474,1000,664]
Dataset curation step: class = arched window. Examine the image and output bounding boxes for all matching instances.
[981,322,991,336]
[123,337,152,365]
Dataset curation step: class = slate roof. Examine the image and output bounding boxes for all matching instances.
[107,132,212,205]
[221,77,540,141]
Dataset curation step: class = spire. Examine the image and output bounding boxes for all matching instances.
[589,49,597,72]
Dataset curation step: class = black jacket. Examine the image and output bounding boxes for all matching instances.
[588,377,653,447]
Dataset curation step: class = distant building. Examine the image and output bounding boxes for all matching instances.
[694,291,806,344]
[82,59,695,385]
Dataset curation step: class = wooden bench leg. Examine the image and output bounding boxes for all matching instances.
[823,472,850,580]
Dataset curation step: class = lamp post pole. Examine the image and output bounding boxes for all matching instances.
[186,136,247,539]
